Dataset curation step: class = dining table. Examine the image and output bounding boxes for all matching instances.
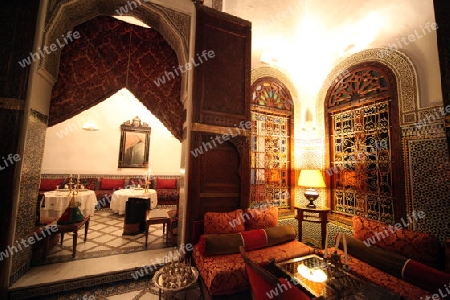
[41,189,98,218]
[110,188,158,215]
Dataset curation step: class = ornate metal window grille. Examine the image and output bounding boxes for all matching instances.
[327,65,399,223]
[250,78,293,209]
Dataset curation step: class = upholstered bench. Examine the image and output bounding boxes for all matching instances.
[192,207,315,297]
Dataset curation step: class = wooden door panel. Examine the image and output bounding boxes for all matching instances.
[185,4,251,245]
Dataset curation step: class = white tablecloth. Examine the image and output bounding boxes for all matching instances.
[41,190,98,218]
[110,189,157,214]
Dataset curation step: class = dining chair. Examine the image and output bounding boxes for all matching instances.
[123,197,150,235]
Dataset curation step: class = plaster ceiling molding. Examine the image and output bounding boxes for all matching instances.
[316,48,419,133]
[40,0,190,85]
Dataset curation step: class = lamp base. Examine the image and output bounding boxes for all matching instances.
[304,188,319,209]
[306,201,317,209]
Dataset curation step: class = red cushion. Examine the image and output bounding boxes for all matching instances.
[245,264,277,299]
[198,225,296,256]
[403,259,450,293]
[246,206,278,230]
[196,235,206,256]
[156,178,177,189]
[241,229,267,251]
[204,209,245,234]
[40,178,64,191]
[100,178,125,190]
[352,215,444,269]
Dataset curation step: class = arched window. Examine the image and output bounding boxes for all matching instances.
[325,63,405,224]
[250,77,294,213]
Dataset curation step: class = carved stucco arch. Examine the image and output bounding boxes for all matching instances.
[40,0,190,90]
[317,48,420,216]
[251,67,298,100]
[317,48,419,134]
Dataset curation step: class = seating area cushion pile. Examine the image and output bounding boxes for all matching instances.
[321,215,450,299]
[193,207,315,296]
[39,175,180,207]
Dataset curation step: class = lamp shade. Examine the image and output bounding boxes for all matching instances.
[298,170,326,188]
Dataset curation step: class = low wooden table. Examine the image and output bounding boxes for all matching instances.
[145,209,170,249]
[57,215,90,258]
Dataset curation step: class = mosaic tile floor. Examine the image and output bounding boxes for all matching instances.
[36,208,173,265]
[10,207,193,299]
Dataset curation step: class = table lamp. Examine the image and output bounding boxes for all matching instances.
[298,169,326,208]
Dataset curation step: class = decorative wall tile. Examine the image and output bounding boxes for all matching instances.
[11,110,47,283]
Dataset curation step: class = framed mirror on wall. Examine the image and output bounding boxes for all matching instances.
[118,116,151,168]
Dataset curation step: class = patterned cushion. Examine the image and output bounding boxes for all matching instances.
[337,234,409,278]
[330,248,430,300]
[204,209,245,234]
[77,177,99,190]
[129,177,147,187]
[193,240,314,295]
[352,215,444,270]
[245,206,278,230]
[198,225,297,256]
[156,189,179,205]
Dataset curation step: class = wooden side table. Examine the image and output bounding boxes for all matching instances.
[294,206,330,249]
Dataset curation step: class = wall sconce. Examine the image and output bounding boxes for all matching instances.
[298,169,326,208]
[82,121,99,131]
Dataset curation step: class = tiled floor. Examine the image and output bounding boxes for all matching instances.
[9,209,187,299]
[38,209,168,265]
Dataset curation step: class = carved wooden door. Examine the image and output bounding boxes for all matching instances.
[185,4,252,243]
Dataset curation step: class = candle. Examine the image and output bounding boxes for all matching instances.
[335,232,341,250]
[343,234,348,265]
[323,227,328,259]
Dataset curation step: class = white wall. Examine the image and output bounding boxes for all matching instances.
[225,0,442,109]
[41,88,182,175]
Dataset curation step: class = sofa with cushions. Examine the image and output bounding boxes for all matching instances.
[327,215,450,299]
[192,207,315,298]
[39,175,180,208]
